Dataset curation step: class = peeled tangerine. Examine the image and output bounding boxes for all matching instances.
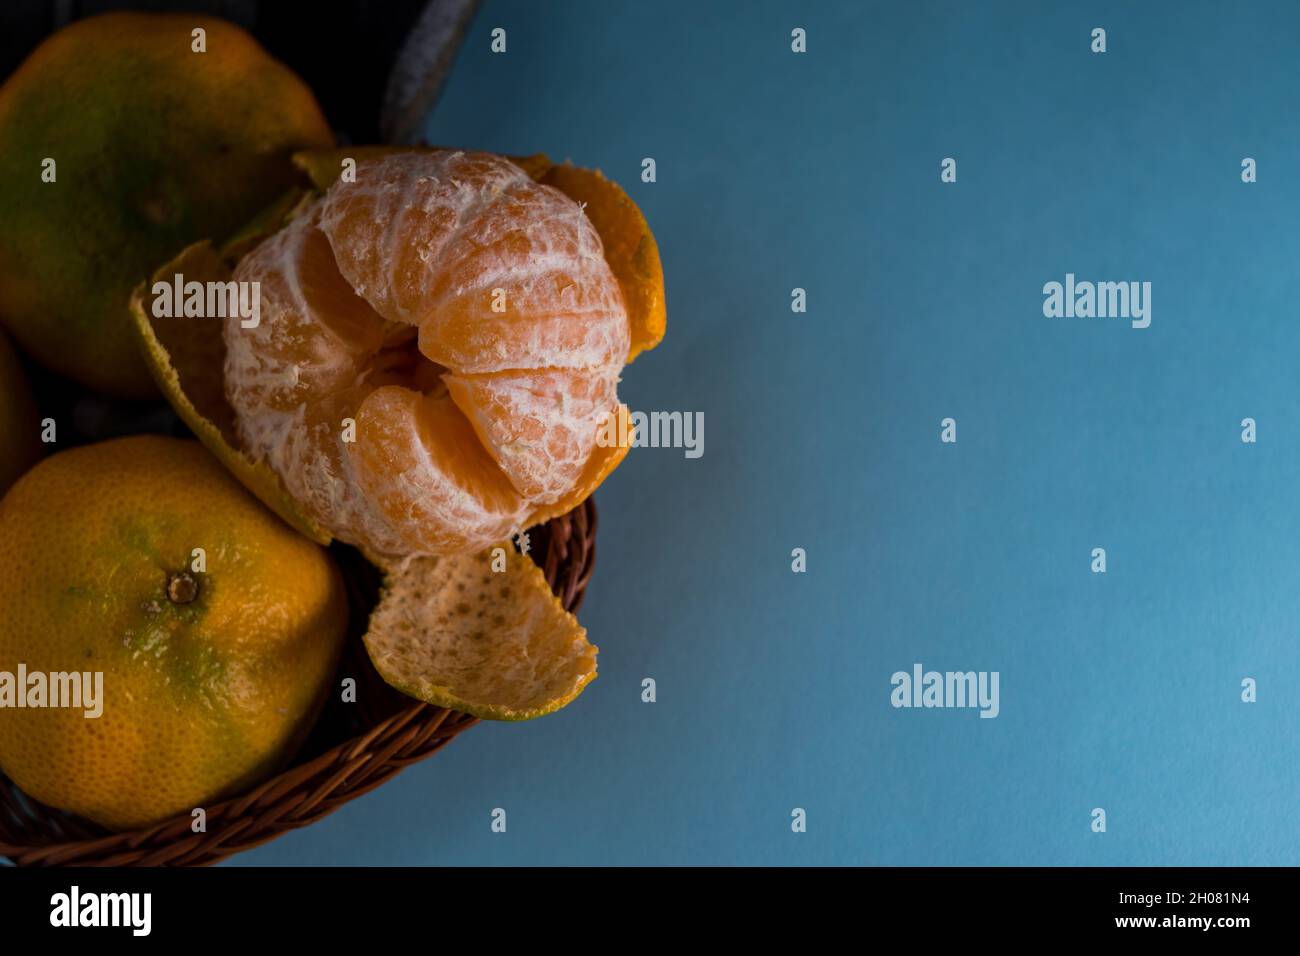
[131,147,664,720]
[225,151,632,561]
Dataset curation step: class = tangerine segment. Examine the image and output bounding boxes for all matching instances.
[227,206,385,419]
[527,406,632,528]
[316,152,628,373]
[445,366,620,503]
[349,385,528,555]
[273,386,419,561]
[365,548,598,721]
[413,175,628,372]
[315,151,520,327]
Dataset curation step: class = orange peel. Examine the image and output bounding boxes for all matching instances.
[365,549,597,720]
[129,238,331,545]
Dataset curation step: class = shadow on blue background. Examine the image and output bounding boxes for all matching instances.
[238,0,1300,865]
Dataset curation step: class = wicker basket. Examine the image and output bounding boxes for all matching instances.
[0,499,598,866]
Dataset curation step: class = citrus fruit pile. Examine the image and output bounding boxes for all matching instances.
[0,13,664,831]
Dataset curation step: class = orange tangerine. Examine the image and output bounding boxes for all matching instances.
[0,436,347,828]
[128,147,664,720]
[0,12,333,398]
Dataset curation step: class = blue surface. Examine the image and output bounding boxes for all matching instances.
[239,0,1300,865]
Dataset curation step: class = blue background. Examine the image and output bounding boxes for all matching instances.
[242,0,1300,865]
